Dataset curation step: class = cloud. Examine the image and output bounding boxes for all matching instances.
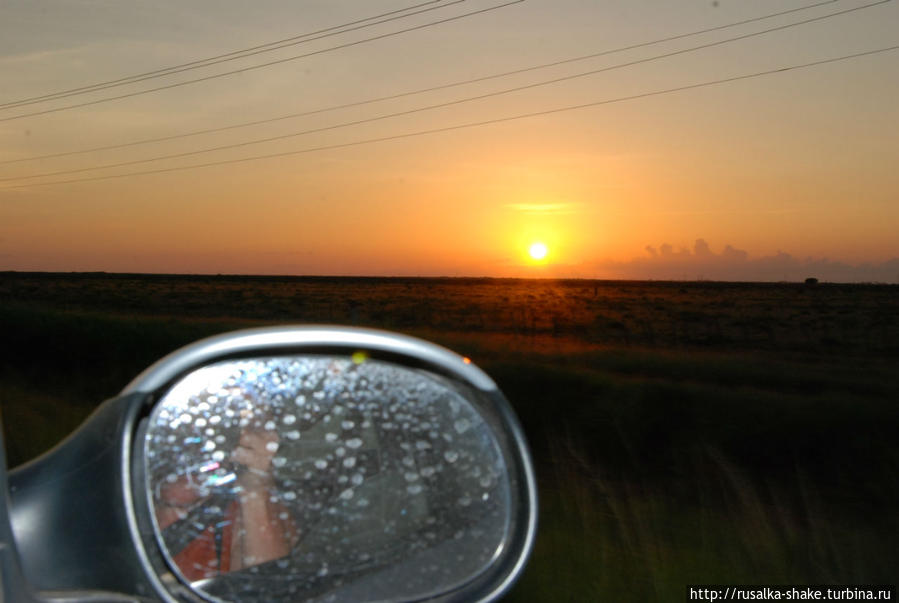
[505,203,584,215]
[592,239,899,283]
[693,238,712,257]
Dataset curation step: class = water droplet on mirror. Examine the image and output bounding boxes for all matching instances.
[145,354,517,602]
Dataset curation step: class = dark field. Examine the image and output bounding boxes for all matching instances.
[1,272,897,600]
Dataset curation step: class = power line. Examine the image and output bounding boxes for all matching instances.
[2,0,888,182]
[0,0,462,110]
[0,0,853,165]
[6,45,896,190]
[0,0,524,123]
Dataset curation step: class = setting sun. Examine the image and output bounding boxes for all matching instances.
[529,242,549,261]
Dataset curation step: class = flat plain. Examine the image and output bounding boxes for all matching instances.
[1,272,897,600]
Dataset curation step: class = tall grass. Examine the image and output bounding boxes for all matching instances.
[1,275,897,600]
[507,437,899,602]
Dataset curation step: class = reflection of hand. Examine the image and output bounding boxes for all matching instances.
[232,428,279,489]
[156,475,206,530]
[228,427,298,570]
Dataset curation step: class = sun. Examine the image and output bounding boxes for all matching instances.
[528,241,548,261]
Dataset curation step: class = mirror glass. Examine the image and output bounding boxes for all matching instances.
[144,355,514,602]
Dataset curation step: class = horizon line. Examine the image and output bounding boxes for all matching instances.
[2,270,896,286]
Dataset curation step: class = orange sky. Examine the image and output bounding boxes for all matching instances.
[1,0,898,281]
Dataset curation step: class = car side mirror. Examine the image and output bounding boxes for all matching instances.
[3,326,537,602]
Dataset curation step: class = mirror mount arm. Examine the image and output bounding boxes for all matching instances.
[1,414,41,602]
[6,393,160,601]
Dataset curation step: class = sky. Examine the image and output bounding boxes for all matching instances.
[1,0,897,281]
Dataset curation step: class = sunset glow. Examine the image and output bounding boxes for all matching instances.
[0,1,897,281]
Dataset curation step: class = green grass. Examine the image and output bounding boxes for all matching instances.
[507,441,899,602]
[0,301,253,410]
[1,274,897,600]
[0,377,90,468]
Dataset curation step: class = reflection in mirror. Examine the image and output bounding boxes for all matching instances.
[144,355,514,602]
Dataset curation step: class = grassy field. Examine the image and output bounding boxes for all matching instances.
[1,272,897,600]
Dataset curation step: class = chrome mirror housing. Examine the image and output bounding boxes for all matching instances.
[121,326,536,602]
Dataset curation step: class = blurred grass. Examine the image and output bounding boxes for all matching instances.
[508,447,899,602]
[0,301,254,462]
[0,302,252,406]
[1,274,897,600]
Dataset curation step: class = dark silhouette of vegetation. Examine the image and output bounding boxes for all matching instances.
[1,272,896,600]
